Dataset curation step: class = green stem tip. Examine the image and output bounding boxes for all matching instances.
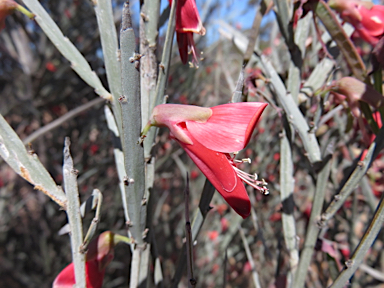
[140,121,152,140]
[113,233,133,246]
[15,4,35,19]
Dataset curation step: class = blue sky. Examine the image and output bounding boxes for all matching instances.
[155,0,274,43]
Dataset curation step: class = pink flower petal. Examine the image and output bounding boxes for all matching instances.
[177,126,251,218]
[187,102,268,153]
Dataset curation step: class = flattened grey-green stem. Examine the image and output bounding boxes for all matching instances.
[294,155,332,288]
[104,105,130,224]
[144,0,177,158]
[185,175,196,288]
[63,137,86,288]
[94,0,123,132]
[154,0,177,108]
[120,1,146,245]
[140,0,161,158]
[286,12,311,103]
[280,130,298,288]
[140,0,160,125]
[272,0,292,44]
[0,113,67,207]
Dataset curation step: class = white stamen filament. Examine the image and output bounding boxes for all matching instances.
[227,154,269,195]
[233,166,269,195]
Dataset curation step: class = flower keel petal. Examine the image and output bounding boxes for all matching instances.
[177,128,251,218]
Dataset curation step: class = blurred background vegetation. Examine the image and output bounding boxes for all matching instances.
[1,0,384,287]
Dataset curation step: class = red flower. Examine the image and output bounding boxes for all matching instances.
[329,0,384,45]
[45,61,57,72]
[207,230,219,241]
[142,102,268,218]
[52,260,105,288]
[358,5,384,44]
[169,0,206,65]
[0,0,34,31]
[53,231,131,288]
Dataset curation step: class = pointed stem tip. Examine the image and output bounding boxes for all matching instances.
[121,1,132,30]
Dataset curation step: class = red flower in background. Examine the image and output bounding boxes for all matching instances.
[0,0,34,31]
[329,0,384,45]
[169,0,206,65]
[328,76,384,145]
[53,260,105,288]
[357,4,384,44]
[53,231,131,288]
[142,102,268,218]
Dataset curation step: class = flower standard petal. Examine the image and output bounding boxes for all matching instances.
[186,102,268,152]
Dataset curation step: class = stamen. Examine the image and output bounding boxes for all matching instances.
[227,155,269,195]
[228,156,251,166]
[233,166,269,195]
